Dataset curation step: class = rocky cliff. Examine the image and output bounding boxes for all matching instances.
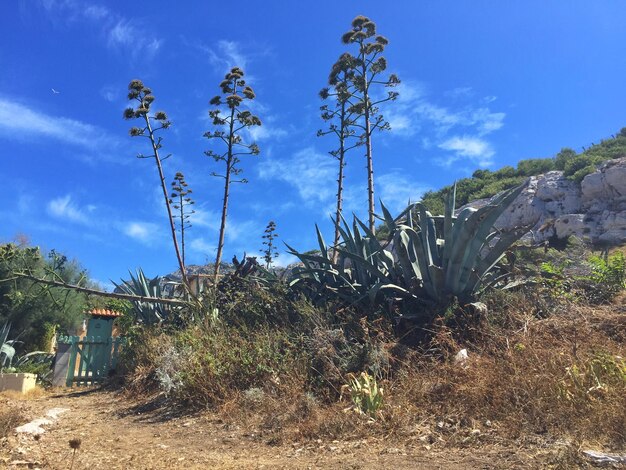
[466,157,626,245]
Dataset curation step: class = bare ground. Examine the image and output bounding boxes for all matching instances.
[0,388,610,469]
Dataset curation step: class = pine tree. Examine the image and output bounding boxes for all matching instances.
[261,221,279,269]
[318,53,362,262]
[124,79,189,292]
[168,172,195,266]
[341,16,400,233]
[204,67,261,282]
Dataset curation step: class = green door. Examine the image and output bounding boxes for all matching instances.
[86,318,113,338]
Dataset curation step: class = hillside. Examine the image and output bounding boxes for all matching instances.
[420,127,626,217]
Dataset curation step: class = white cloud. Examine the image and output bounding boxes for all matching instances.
[189,237,215,254]
[274,252,299,268]
[247,124,288,142]
[107,20,162,58]
[205,40,249,72]
[0,98,105,148]
[225,219,259,243]
[258,147,336,210]
[377,172,431,214]
[47,195,89,224]
[123,221,159,243]
[0,97,129,165]
[385,81,505,168]
[445,86,474,99]
[471,108,505,135]
[39,1,162,59]
[192,208,220,231]
[438,136,495,167]
[83,5,108,20]
[99,85,120,102]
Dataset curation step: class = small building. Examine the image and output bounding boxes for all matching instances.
[83,308,122,339]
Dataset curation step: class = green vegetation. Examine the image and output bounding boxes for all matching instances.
[342,371,384,417]
[288,182,528,319]
[421,127,626,215]
[1,14,625,454]
[0,243,90,351]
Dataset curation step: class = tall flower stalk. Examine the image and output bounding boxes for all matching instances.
[124,79,189,292]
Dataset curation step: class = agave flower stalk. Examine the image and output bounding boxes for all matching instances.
[124,80,190,294]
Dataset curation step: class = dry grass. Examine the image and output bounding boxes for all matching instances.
[121,281,625,453]
[207,298,625,450]
[0,403,24,438]
[0,387,47,401]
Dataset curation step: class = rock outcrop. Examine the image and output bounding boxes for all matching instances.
[465,157,626,245]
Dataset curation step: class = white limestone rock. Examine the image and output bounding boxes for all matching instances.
[461,157,626,245]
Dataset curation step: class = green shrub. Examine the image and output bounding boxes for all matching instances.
[561,352,626,401]
[579,252,626,303]
[554,148,577,170]
[563,154,604,181]
[341,371,384,417]
[517,157,556,176]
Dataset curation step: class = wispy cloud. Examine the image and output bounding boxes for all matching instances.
[386,81,505,168]
[187,39,250,73]
[99,85,119,102]
[0,98,104,147]
[438,136,495,167]
[123,221,160,244]
[258,147,336,211]
[247,124,288,142]
[47,194,89,224]
[192,208,220,231]
[0,97,129,164]
[377,172,431,213]
[107,19,162,58]
[38,0,162,59]
[189,237,215,255]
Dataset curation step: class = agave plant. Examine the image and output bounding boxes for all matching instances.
[1,322,17,369]
[113,269,170,325]
[288,181,530,309]
[286,219,399,307]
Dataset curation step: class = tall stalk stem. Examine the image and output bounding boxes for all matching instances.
[214,103,237,283]
[143,115,189,293]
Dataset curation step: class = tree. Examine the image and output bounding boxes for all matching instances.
[204,67,261,282]
[318,53,362,262]
[169,172,195,266]
[341,15,400,233]
[261,221,279,269]
[0,244,89,351]
[123,80,190,293]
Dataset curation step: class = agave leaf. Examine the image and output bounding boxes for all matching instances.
[442,183,456,271]
[450,183,527,293]
[468,227,528,293]
[379,200,397,233]
[335,248,391,283]
[393,229,421,285]
[315,224,329,260]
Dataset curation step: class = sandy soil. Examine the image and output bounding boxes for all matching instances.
[0,388,605,469]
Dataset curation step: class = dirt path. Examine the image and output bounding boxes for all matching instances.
[0,388,594,469]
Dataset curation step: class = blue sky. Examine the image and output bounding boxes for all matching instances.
[2,1,626,289]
